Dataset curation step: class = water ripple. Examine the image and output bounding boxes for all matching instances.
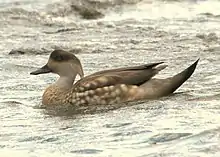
[0,0,220,157]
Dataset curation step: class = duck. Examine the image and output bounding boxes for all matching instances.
[30,49,199,106]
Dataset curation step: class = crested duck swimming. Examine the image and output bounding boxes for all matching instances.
[30,49,199,106]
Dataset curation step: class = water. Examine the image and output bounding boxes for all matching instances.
[0,0,220,156]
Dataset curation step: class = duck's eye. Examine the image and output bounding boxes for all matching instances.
[54,55,64,61]
[50,50,71,61]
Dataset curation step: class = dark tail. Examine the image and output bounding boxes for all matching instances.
[162,59,199,95]
[139,59,199,99]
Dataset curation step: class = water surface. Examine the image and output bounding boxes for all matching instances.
[0,0,220,156]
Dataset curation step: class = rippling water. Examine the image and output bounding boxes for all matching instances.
[1,0,220,156]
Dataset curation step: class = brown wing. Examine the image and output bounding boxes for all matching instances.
[92,62,164,76]
[73,62,167,92]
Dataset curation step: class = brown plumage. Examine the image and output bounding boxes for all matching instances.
[30,49,199,106]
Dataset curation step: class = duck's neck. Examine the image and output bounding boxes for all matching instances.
[55,75,77,90]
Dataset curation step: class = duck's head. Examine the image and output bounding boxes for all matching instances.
[30,49,84,78]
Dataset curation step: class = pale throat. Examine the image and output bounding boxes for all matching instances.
[55,74,77,90]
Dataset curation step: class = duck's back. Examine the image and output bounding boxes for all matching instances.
[66,62,166,106]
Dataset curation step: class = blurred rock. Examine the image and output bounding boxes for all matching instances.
[71,4,104,19]
[196,32,218,42]
[9,48,51,55]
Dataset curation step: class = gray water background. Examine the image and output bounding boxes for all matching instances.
[0,0,220,156]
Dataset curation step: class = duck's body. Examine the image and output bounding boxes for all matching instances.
[30,49,199,106]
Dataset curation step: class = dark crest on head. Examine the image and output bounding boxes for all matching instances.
[50,49,79,62]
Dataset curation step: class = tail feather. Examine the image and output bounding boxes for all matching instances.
[138,59,199,99]
[153,64,168,72]
[163,59,199,94]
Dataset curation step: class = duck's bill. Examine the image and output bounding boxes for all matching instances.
[30,64,52,75]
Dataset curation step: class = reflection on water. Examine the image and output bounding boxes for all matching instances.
[0,0,220,156]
